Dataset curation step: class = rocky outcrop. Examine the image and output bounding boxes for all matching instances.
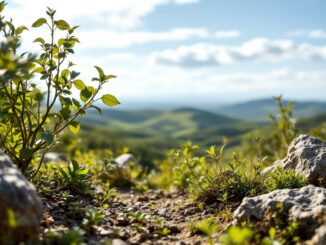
[44,152,67,163]
[306,224,326,245]
[233,185,326,240]
[112,153,137,170]
[263,134,326,185]
[0,151,42,241]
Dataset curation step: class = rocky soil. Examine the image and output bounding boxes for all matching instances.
[40,188,233,245]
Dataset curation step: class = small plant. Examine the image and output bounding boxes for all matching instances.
[219,226,253,245]
[82,208,104,234]
[264,167,308,192]
[127,210,170,236]
[171,141,201,189]
[189,217,219,245]
[95,182,117,206]
[242,96,299,164]
[184,144,265,204]
[269,96,299,148]
[67,201,84,219]
[44,226,85,245]
[0,2,120,177]
[54,159,92,193]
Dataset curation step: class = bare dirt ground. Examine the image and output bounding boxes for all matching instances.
[41,188,234,244]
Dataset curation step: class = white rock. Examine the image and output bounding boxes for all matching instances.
[0,151,42,241]
[263,134,326,185]
[112,153,137,169]
[233,185,326,241]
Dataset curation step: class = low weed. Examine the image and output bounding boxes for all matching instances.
[264,167,308,192]
[189,217,219,245]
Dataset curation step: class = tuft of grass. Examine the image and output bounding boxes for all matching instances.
[264,167,308,192]
[179,143,265,204]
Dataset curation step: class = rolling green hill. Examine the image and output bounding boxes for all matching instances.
[82,107,239,138]
[216,99,326,121]
[76,105,325,167]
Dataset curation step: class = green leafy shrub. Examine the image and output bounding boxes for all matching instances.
[0,2,119,176]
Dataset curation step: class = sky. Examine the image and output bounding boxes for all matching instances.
[4,0,326,108]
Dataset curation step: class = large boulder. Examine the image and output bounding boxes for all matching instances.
[263,134,326,185]
[233,185,326,240]
[0,151,43,241]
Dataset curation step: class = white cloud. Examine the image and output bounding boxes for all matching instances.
[20,26,239,50]
[309,30,326,39]
[287,29,326,39]
[107,65,326,102]
[214,30,241,39]
[175,0,200,4]
[287,30,306,38]
[77,28,209,49]
[150,38,296,67]
[6,0,199,30]
[74,28,240,49]
[150,38,326,68]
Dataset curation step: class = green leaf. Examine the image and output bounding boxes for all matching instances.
[58,167,70,181]
[61,69,70,78]
[0,2,5,13]
[61,97,72,106]
[20,148,33,160]
[41,130,54,145]
[73,79,86,90]
[94,66,105,80]
[58,38,66,46]
[72,98,81,107]
[7,209,17,229]
[32,18,47,28]
[55,20,70,30]
[71,159,80,171]
[80,88,92,102]
[70,71,80,79]
[69,121,80,135]
[0,123,7,135]
[32,67,45,73]
[101,94,120,107]
[54,77,65,85]
[33,37,45,44]
[16,26,28,35]
[91,105,102,114]
[60,107,71,120]
[105,75,117,80]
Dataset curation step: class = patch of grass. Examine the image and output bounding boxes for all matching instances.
[264,167,309,192]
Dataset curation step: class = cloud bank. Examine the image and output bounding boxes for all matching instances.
[150,38,326,68]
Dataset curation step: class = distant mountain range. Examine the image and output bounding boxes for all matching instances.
[216,99,326,121]
[83,107,239,139]
[78,99,326,163]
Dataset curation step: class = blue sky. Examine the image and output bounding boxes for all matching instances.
[5,0,326,107]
